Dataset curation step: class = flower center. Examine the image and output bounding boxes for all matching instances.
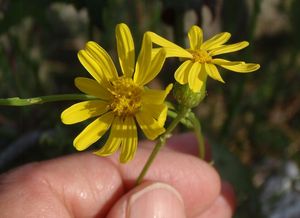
[108,77,143,117]
[190,49,212,63]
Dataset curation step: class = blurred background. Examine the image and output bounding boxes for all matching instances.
[0,0,299,217]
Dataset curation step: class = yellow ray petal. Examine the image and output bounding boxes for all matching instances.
[94,116,123,156]
[209,41,249,56]
[156,104,168,127]
[116,23,135,77]
[138,49,167,85]
[220,63,260,73]
[188,62,204,92]
[134,33,152,84]
[201,32,231,50]
[146,31,192,58]
[135,111,165,140]
[78,50,105,85]
[119,117,137,163]
[75,77,111,100]
[61,100,109,125]
[188,25,203,50]
[74,112,114,151]
[174,60,193,84]
[163,48,192,58]
[142,84,172,104]
[142,103,168,127]
[199,63,208,82]
[85,41,118,81]
[212,59,260,73]
[205,63,225,83]
[212,58,245,66]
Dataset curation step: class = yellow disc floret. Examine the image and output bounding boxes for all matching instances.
[108,76,143,117]
[189,49,212,63]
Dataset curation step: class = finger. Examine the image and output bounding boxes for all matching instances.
[196,181,236,218]
[0,154,124,218]
[109,146,220,217]
[107,182,186,218]
[220,181,236,212]
[0,134,220,217]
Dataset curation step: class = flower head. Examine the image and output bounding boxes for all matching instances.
[61,23,171,163]
[148,25,260,92]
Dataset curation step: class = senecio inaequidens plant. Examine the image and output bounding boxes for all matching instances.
[0,23,260,184]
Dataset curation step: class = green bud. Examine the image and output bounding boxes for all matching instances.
[173,82,206,108]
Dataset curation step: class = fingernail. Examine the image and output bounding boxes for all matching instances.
[127,183,186,218]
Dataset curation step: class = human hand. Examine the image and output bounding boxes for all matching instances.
[0,133,235,218]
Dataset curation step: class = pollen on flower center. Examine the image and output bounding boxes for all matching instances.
[190,50,212,63]
[108,77,143,117]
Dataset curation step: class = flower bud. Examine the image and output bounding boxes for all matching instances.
[173,82,206,108]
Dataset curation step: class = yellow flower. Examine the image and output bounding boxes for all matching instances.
[148,25,260,92]
[61,23,171,163]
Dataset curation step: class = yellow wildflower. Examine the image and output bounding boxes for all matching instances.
[148,25,260,92]
[61,23,171,163]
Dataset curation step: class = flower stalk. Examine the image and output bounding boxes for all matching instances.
[188,111,205,159]
[136,106,190,185]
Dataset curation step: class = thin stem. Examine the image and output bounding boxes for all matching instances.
[136,106,190,185]
[0,94,98,106]
[188,112,205,159]
[167,110,193,128]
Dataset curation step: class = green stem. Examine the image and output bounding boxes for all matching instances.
[167,110,193,128]
[0,94,98,106]
[188,112,205,159]
[136,106,190,185]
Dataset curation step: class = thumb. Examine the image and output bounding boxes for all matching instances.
[107,182,186,218]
